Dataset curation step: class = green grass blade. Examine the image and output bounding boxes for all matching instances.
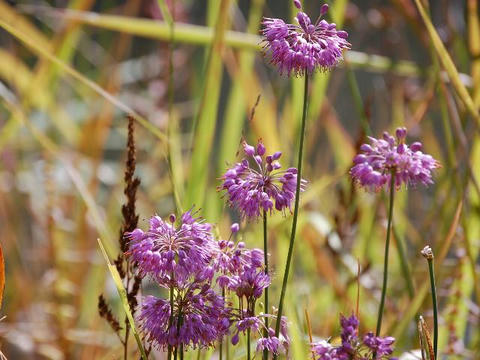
[43,9,427,78]
[185,0,232,209]
[467,0,480,106]
[413,0,480,122]
[0,18,168,145]
[97,238,148,360]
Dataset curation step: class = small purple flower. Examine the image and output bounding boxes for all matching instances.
[228,265,271,300]
[127,208,216,286]
[257,335,282,354]
[363,332,396,358]
[214,238,264,284]
[338,314,359,355]
[350,127,440,191]
[231,315,289,355]
[138,284,230,350]
[230,222,240,233]
[312,340,342,360]
[220,140,306,219]
[311,314,396,360]
[262,1,351,76]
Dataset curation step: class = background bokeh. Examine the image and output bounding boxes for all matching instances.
[0,0,479,359]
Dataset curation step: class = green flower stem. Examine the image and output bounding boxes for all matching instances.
[174,309,183,360]
[168,284,174,360]
[220,287,225,360]
[247,327,251,360]
[427,257,438,359]
[263,209,269,360]
[375,170,396,337]
[273,74,309,358]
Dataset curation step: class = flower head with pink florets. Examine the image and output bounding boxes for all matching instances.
[350,127,440,192]
[220,140,306,219]
[262,0,351,76]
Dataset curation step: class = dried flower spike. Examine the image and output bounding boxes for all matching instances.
[261,0,351,76]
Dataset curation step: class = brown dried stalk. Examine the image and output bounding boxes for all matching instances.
[418,316,435,360]
[98,114,142,358]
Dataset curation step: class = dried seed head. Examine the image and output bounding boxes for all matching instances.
[421,245,434,260]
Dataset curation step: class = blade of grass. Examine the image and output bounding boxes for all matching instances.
[32,8,432,78]
[214,0,265,220]
[413,0,480,123]
[308,0,348,126]
[391,200,463,340]
[157,0,184,214]
[467,0,480,106]
[185,0,231,208]
[0,243,4,310]
[97,238,148,360]
[0,98,117,256]
[0,18,168,146]
[0,49,80,145]
[0,1,52,52]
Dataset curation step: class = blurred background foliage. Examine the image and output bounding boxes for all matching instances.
[0,0,479,358]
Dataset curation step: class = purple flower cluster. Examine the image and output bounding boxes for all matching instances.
[212,227,289,355]
[220,140,306,219]
[311,314,397,360]
[215,238,264,287]
[262,1,351,76]
[128,211,288,354]
[363,332,396,358]
[138,288,229,349]
[127,209,215,286]
[350,127,440,191]
[129,210,229,350]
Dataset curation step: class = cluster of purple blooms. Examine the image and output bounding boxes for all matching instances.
[350,127,440,191]
[262,1,351,76]
[128,211,288,354]
[219,238,289,354]
[312,314,397,360]
[220,140,306,219]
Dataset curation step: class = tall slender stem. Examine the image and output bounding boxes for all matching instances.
[168,284,174,360]
[375,170,396,337]
[124,315,130,360]
[263,209,269,360]
[175,309,183,360]
[274,75,309,351]
[247,327,251,360]
[427,257,438,359]
[220,287,225,360]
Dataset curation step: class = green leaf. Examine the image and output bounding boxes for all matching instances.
[97,238,148,360]
[414,0,480,123]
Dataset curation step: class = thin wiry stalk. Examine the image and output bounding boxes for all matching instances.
[219,287,225,360]
[247,327,251,360]
[263,209,269,360]
[375,170,396,337]
[274,74,309,358]
[427,258,438,359]
[168,283,174,360]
